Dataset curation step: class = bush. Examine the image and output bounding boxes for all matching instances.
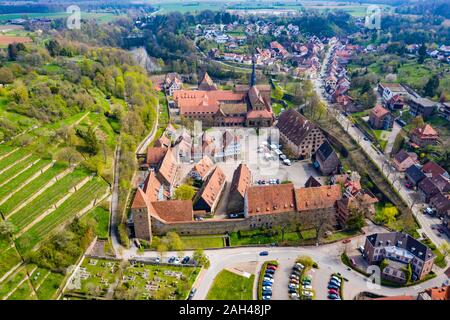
[118,223,130,248]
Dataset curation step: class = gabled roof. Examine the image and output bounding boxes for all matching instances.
[146,147,168,166]
[276,109,320,146]
[151,200,193,223]
[405,165,426,184]
[192,155,214,180]
[195,166,226,208]
[430,193,450,212]
[413,124,438,138]
[295,185,342,211]
[423,285,450,300]
[418,177,440,196]
[131,188,149,209]
[422,161,448,178]
[316,140,335,162]
[304,176,321,188]
[230,163,252,198]
[154,135,171,148]
[246,183,296,216]
[393,149,417,164]
[158,148,178,186]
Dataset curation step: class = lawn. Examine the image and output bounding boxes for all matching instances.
[8,167,91,231]
[0,145,14,156]
[0,159,51,201]
[0,162,67,214]
[7,279,36,300]
[180,235,225,249]
[15,177,108,253]
[0,267,28,299]
[36,271,64,300]
[207,270,254,300]
[83,206,110,239]
[0,12,123,24]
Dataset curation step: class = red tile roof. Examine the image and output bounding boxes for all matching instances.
[295,185,342,211]
[192,155,214,180]
[151,200,193,223]
[146,147,168,166]
[370,105,390,119]
[196,166,226,208]
[423,285,450,300]
[422,161,447,178]
[157,148,178,186]
[230,163,251,198]
[246,183,297,216]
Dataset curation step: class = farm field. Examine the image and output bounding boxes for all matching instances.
[0,159,52,201]
[0,12,123,23]
[0,154,40,183]
[0,163,68,215]
[15,176,109,254]
[7,167,90,231]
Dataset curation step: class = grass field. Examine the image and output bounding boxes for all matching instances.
[0,12,123,23]
[82,206,110,239]
[0,267,28,299]
[180,235,225,249]
[0,246,22,281]
[0,163,67,215]
[15,176,108,253]
[0,159,51,201]
[8,168,90,231]
[0,145,15,157]
[207,270,254,300]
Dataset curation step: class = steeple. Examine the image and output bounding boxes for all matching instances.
[250,55,256,87]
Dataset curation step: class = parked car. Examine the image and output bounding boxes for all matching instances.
[262,281,272,287]
[265,269,275,274]
[262,286,272,291]
[288,283,299,289]
[331,276,341,283]
[328,293,339,300]
[328,284,339,290]
[288,288,297,294]
[302,290,313,297]
[262,290,272,296]
[302,280,311,285]
[263,277,274,283]
[262,295,271,300]
[155,257,160,263]
[181,256,190,264]
[302,285,313,290]
[290,293,299,299]
[329,289,339,295]
[295,263,304,269]
[290,274,299,280]
[290,279,299,284]
[188,288,197,300]
[264,273,273,279]
[259,251,269,256]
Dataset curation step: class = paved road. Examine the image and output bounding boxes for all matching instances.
[315,43,450,249]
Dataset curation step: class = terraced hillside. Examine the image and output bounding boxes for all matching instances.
[0,145,111,299]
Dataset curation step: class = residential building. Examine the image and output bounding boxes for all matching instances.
[227,164,252,215]
[438,102,450,121]
[409,97,437,119]
[429,193,450,217]
[369,105,394,130]
[146,147,168,170]
[198,72,218,91]
[336,190,378,227]
[155,148,179,190]
[363,232,435,282]
[193,166,226,214]
[304,176,321,188]
[377,83,408,103]
[405,165,426,187]
[422,161,449,179]
[410,124,439,148]
[314,140,340,176]
[164,72,183,96]
[392,149,418,172]
[418,285,450,300]
[418,177,441,203]
[276,109,326,159]
[387,95,406,110]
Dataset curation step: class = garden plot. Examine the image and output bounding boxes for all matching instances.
[0,159,52,202]
[0,163,67,214]
[117,262,200,300]
[15,176,109,253]
[0,266,29,300]
[0,145,15,157]
[0,245,22,282]
[29,266,64,300]
[7,168,90,231]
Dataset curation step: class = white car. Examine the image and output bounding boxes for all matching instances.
[295,263,304,269]
[290,293,299,300]
[262,286,272,291]
[288,283,299,289]
[264,277,274,283]
[302,285,313,290]
[302,290,313,297]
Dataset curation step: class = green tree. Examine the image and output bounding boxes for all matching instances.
[273,85,284,101]
[0,67,14,84]
[380,258,389,272]
[424,75,439,98]
[409,116,425,134]
[375,204,398,225]
[166,231,184,251]
[296,255,315,269]
[346,208,365,231]
[193,249,210,269]
[173,184,196,200]
[439,242,450,259]
[418,43,427,64]
[0,220,16,238]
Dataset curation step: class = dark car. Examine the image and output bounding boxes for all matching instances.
[188,288,197,300]
[265,269,275,274]
[260,251,269,256]
[288,288,297,294]
[328,284,339,290]
[181,256,190,264]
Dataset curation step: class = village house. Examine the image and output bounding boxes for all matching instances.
[405,165,426,187]
[418,177,441,203]
[422,161,449,179]
[438,102,450,121]
[276,109,326,159]
[410,124,439,148]
[377,83,409,104]
[164,73,183,96]
[430,193,450,217]
[369,105,394,130]
[227,164,252,215]
[363,232,435,283]
[313,140,340,176]
[392,149,418,172]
